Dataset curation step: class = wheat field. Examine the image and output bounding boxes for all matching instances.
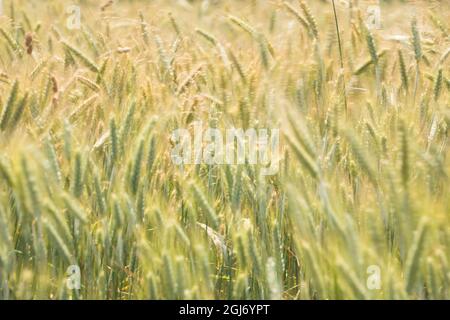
[0,0,449,300]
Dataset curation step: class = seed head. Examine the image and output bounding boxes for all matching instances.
[25,33,33,55]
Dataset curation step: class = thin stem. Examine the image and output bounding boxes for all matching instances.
[413,62,419,108]
[332,0,348,115]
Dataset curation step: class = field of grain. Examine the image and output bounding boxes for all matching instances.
[0,0,449,300]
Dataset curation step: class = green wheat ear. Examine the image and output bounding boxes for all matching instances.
[411,18,423,62]
[299,0,319,40]
[61,41,99,73]
[366,30,378,65]
[283,2,309,32]
[0,157,14,187]
[196,28,218,46]
[9,93,29,130]
[168,12,182,37]
[139,11,149,45]
[130,139,145,195]
[71,151,84,198]
[398,50,409,91]
[0,28,23,56]
[399,121,410,188]
[433,68,443,101]
[0,80,19,131]
[191,182,219,230]
[410,18,424,108]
